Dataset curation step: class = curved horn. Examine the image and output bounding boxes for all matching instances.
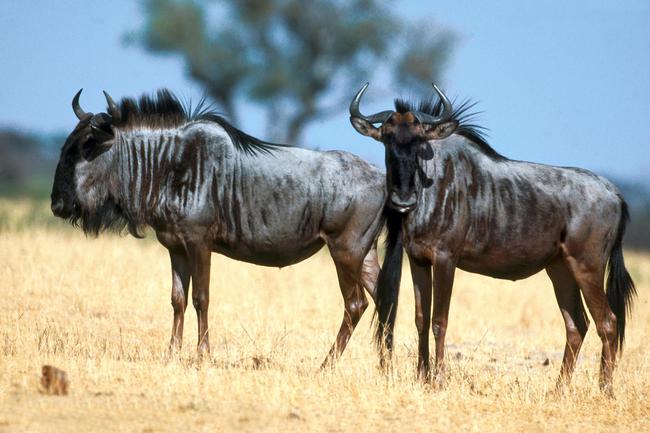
[102,90,122,124]
[412,83,454,124]
[72,89,87,120]
[349,82,393,124]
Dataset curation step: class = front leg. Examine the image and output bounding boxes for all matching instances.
[431,252,456,386]
[168,250,191,353]
[409,256,432,381]
[187,245,212,359]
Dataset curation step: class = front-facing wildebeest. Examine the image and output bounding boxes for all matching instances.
[51,88,388,366]
[349,83,636,394]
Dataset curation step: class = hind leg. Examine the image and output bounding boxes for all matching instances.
[320,249,368,369]
[562,249,617,394]
[546,258,590,389]
[360,243,380,302]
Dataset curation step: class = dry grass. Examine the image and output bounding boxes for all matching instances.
[1,207,649,432]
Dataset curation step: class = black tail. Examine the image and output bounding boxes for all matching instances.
[373,207,404,352]
[606,199,636,352]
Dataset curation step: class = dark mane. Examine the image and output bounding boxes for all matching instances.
[394,96,506,161]
[113,89,287,156]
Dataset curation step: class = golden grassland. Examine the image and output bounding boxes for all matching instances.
[0,199,649,432]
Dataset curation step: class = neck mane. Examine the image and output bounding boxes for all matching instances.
[113,88,288,156]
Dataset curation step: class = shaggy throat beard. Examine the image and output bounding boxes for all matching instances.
[69,198,133,237]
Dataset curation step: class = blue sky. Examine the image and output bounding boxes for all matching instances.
[0,1,648,182]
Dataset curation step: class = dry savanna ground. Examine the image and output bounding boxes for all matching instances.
[1,199,649,432]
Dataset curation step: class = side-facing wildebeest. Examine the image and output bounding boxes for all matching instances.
[348,83,636,394]
[51,88,389,366]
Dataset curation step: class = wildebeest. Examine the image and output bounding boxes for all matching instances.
[349,83,636,394]
[51,88,388,366]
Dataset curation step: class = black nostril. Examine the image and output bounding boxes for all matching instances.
[51,199,64,215]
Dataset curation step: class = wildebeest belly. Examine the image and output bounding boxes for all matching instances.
[457,255,553,281]
[155,223,327,268]
[212,237,326,268]
[457,242,561,281]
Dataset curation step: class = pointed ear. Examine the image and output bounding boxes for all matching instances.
[424,120,458,140]
[82,140,113,161]
[91,125,114,142]
[82,126,114,161]
[349,117,382,141]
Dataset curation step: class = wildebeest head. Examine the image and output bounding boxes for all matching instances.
[349,83,458,213]
[51,90,123,232]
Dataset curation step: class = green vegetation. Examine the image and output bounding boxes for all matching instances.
[0,175,53,199]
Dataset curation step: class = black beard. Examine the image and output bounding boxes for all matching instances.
[69,198,142,238]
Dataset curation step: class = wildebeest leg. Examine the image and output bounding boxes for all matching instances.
[545,257,589,389]
[409,256,432,382]
[168,249,191,353]
[320,252,368,369]
[562,251,616,395]
[431,253,455,386]
[187,245,212,359]
[360,243,380,302]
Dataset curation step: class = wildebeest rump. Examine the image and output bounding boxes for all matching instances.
[349,83,636,394]
[51,89,387,366]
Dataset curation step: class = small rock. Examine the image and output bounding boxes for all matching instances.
[542,358,550,366]
[288,407,303,420]
[40,365,69,395]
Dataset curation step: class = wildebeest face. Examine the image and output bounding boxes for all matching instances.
[51,90,119,220]
[349,83,457,213]
[381,112,427,212]
[51,119,88,219]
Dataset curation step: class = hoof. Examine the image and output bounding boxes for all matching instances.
[600,383,615,399]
